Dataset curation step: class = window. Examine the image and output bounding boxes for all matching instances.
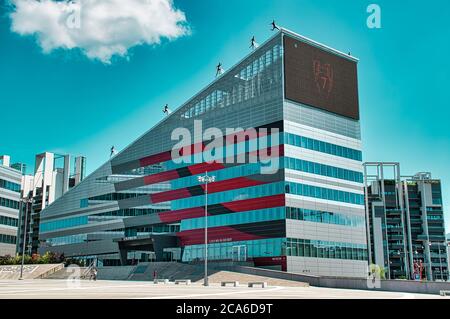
[0,179,21,193]
[286,238,367,261]
[0,197,20,210]
[285,133,362,161]
[0,215,19,227]
[285,182,364,205]
[0,234,17,245]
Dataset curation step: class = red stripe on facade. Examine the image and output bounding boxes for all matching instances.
[221,194,285,212]
[139,151,172,167]
[177,226,265,246]
[200,176,266,193]
[159,207,205,223]
[143,170,180,185]
[187,162,225,175]
[140,145,282,186]
[157,194,285,224]
[150,188,192,203]
[150,176,270,204]
[136,129,277,169]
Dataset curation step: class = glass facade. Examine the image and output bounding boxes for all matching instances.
[170,161,276,190]
[286,207,365,227]
[171,182,284,210]
[181,206,365,231]
[284,157,363,183]
[285,181,364,205]
[40,216,88,233]
[182,238,285,262]
[180,207,285,231]
[285,238,367,261]
[169,156,361,190]
[179,43,283,121]
[46,234,88,246]
[284,132,362,161]
[41,207,170,233]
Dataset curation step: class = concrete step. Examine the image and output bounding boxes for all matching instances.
[45,267,91,279]
[0,264,64,280]
[202,270,310,287]
[96,262,309,287]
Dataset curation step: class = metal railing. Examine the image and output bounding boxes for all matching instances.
[80,261,96,280]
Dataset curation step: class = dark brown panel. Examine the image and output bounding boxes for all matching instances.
[284,35,360,120]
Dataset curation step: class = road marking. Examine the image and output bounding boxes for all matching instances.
[137,286,285,299]
[0,283,153,295]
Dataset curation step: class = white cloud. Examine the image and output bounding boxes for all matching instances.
[9,0,189,63]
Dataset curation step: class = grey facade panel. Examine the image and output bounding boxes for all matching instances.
[284,100,361,139]
[41,239,120,257]
[39,220,124,240]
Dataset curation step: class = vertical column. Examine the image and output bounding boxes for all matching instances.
[63,154,70,193]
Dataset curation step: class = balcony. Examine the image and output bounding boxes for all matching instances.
[386,209,401,216]
[389,243,404,250]
[429,235,446,241]
[389,234,404,240]
[428,226,445,233]
[426,219,443,225]
[416,235,428,241]
[430,252,446,258]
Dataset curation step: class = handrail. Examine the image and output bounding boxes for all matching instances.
[80,261,95,279]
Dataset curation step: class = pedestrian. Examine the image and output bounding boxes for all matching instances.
[153,269,157,280]
[92,266,98,281]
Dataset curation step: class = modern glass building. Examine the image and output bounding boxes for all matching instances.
[364,163,448,281]
[39,29,368,277]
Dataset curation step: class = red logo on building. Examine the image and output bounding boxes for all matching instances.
[313,60,334,96]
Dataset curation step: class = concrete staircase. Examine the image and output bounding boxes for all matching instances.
[29,262,308,287]
[45,266,91,279]
[0,263,64,280]
[126,262,209,281]
[98,262,308,287]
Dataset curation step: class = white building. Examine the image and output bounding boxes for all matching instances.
[0,155,22,256]
[16,152,86,255]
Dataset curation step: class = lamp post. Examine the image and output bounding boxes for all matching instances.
[197,172,215,287]
[19,195,32,280]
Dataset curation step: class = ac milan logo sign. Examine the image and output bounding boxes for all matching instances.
[313,60,334,97]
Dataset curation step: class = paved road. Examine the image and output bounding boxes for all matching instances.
[0,279,446,299]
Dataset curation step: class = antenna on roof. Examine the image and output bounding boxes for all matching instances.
[270,20,280,31]
[250,36,258,50]
[216,62,224,77]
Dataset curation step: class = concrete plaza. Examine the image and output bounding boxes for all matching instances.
[0,279,447,299]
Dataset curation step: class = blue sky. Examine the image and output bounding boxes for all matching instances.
[1,0,449,230]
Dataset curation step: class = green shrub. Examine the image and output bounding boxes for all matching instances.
[0,252,64,265]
